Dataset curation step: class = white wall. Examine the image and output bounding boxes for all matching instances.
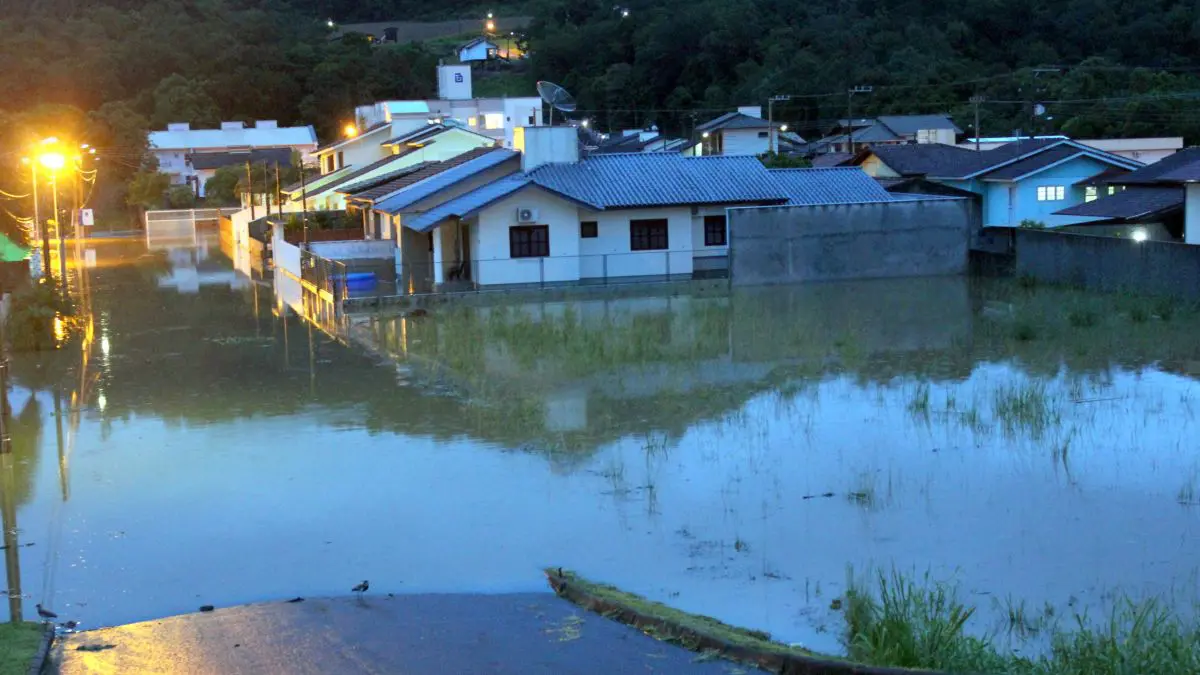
[721,128,770,156]
[690,205,730,258]
[1187,184,1200,245]
[576,205,693,280]
[271,225,303,313]
[470,188,581,285]
[310,239,395,260]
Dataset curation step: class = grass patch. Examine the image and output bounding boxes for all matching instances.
[845,570,1200,675]
[906,383,931,418]
[1065,307,1098,328]
[0,622,44,675]
[993,382,1060,437]
[1011,320,1039,342]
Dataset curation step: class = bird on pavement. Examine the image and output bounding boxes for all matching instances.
[352,580,369,599]
[36,604,58,620]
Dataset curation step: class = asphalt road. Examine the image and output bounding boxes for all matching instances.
[51,592,750,674]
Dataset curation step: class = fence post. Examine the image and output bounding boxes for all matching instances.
[665,250,671,279]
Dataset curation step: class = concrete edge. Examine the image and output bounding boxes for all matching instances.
[28,623,53,675]
[544,569,947,675]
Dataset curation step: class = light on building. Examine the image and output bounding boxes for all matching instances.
[343,123,358,138]
[621,8,630,17]
[780,124,788,132]
[1131,228,1149,242]
[581,119,589,128]
[326,19,334,27]
[702,131,710,138]
[487,11,493,18]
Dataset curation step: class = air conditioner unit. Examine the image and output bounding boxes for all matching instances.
[516,207,539,222]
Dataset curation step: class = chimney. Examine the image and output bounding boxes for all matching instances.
[255,120,278,129]
[515,126,579,172]
[221,121,245,130]
[167,122,190,131]
[737,105,763,119]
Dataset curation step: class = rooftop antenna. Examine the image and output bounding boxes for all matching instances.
[536,81,577,127]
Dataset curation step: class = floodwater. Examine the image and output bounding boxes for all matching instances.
[5,237,1200,656]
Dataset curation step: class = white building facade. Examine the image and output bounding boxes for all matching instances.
[148,120,318,196]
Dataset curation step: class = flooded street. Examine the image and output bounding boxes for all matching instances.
[6,237,1200,656]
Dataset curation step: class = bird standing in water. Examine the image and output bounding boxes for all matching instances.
[352,580,369,600]
[36,604,58,621]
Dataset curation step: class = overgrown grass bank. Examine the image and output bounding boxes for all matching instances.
[846,569,1200,675]
[0,622,44,675]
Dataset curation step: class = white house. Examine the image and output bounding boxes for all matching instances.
[961,136,1183,165]
[374,127,905,290]
[148,120,317,197]
[694,107,791,156]
[458,37,499,63]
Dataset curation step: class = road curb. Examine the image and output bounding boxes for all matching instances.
[545,568,946,675]
[28,623,54,675]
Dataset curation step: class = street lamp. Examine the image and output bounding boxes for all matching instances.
[38,152,65,171]
[343,123,358,139]
[485,19,495,32]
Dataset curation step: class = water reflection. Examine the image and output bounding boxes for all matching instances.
[1,238,1198,659]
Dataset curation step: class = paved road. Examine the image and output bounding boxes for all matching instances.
[51,593,749,674]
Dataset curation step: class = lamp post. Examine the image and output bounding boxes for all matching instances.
[37,151,66,290]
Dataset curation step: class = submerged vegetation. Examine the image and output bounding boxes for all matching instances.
[3,279,75,351]
[844,569,1200,675]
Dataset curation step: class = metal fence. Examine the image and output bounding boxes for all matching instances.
[145,208,238,249]
[352,249,728,301]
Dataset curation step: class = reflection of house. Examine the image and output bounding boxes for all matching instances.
[851,138,1143,228]
[815,115,961,154]
[157,244,249,293]
[458,37,499,62]
[186,148,292,199]
[1054,146,1200,243]
[694,107,793,155]
[149,121,317,197]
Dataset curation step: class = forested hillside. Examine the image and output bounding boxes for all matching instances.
[3,0,1200,229]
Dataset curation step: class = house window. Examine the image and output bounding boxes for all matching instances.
[528,114,536,125]
[630,219,669,251]
[337,151,345,169]
[468,116,478,127]
[1085,186,1098,202]
[1036,185,1066,202]
[703,215,727,246]
[484,113,504,130]
[510,225,549,258]
[757,131,769,138]
[580,221,598,238]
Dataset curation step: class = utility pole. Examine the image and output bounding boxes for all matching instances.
[846,85,873,155]
[970,95,986,151]
[245,160,256,221]
[768,95,790,155]
[274,162,283,219]
[52,174,65,294]
[31,163,49,278]
[299,165,309,248]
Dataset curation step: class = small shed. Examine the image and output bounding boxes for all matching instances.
[459,37,499,63]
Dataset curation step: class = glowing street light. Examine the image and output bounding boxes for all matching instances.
[780,124,789,132]
[487,11,493,18]
[621,8,630,17]
[343,123,358,138]
[326,19,334,27]
[486,19,495,31]
[38,152,65,171]
[580,119,589,128]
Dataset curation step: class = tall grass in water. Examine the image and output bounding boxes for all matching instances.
[993,382,1060,437]
[843,570,1200,675]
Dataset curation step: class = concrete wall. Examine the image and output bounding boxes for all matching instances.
[729,198,973,286]
[310,239,395,260]
[471,187,582,285]
[721,128,769,156]
[1014,228,1200,298]
[1187,184,1200,245]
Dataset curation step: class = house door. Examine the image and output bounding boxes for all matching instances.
[460,223,472,280]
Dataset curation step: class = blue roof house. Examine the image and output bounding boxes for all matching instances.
[852,139,1144,228]
[374,126,916,290]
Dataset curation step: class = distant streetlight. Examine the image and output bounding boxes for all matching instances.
[620,8,630,17]
[487,11,493,18]
[326,19,334,28]
[581,119,589,129]
[486,19,495,31]
[701,131,710,138]
[1131,228,1149,243]
[780,124,789,132]
[343,123,358,139]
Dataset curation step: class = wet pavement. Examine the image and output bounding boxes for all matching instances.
[51,592,742,674]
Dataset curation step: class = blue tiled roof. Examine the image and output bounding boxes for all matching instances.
[406,175,534,232]
[768,168,895,206]
[528,154,788,208]
[374,149,518,214]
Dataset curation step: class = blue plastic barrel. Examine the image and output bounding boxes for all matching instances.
[344,272,377,291]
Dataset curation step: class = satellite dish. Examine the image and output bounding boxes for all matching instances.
[537,80,577,126]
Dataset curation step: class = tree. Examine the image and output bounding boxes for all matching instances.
[126,170,169,210]
[204,166,241,206]
[151,74,220,128]
[167,186,196,208]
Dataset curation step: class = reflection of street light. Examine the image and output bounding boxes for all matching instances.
[343,123,358,138]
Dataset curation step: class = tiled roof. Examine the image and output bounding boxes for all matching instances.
[980,145,1084,180]
[528,154,788,208]
[303,153,417,198]
[810,152,854,168]
[186,147,292,170]
[695,112,775,132]
[337,162,433,195]
[1055,186,1183,219]
[863,138,1138,180]
[1110,147,1200,184]
[405,175,535,233]
[374,148,520,214]
[877,114,963,135]
[349,147,503,203]
[863,143,980,177]
[767,168,894,206]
